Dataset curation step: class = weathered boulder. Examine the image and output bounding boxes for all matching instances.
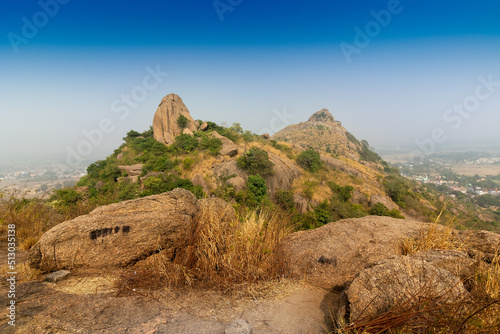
[293,193,311,214]
[408,249,474,279]
[183,128,194,136]
[210,131,239,157]
[455,229,500,262]
[264,153,301,196]
[282,216,435,288]
[153,93,198,145]
[29,189,199,271]
[343,256,469,321]
[191,173,209,194]
[213,160,248,193]
[117,164,144,183]
[199,121,208,131]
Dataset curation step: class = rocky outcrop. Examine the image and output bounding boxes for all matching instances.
[153,93,198,145]
[210,131,239,157]
[191,174,209,194]
[213,160,248,193]
[29,189,200,271]
[265,153,302,196]
[272,108,362,161]
[118,164,143,183]
[342,256,469,321]
[282,216,431,288]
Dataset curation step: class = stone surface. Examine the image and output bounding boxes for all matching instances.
[153,93,198,145]
[191,173,209,194]
[261,133,270,140]
[45,270,71,283]
[29,188,199,271]
[293,193,311,214]
[183,128,194,136]
[118,164,143,176]
[408,249,474,279]
[264,152,301,197]
[213,160,248,193]
[272,109,362,161]
[344,256,469,321]
[199,121,208,131]
[456,229,500,262]
[225,319,252,334]
[282,216,434,288]
[210,131,239,157]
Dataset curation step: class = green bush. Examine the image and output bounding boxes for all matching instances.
[237,147,275,177]
[370,202,404,219]
[172,133,199,153]
[338,185,354,202]
[177,115,189,129]
[275,189,295,212]
[246,174,268,207]
[141,174,199,197]
[183,157,195,170]
[200,135,223,155]
[296,149,322,173]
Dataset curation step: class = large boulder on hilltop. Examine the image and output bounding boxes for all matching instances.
[282,216,435,288]
[342,256,469,322]
[29,188,199,271]
[153,93,198,145]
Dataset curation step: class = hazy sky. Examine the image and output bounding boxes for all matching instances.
[1,0,500,165]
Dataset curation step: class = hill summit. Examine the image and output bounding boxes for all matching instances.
[272,108,364,161]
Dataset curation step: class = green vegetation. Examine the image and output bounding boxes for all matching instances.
[237,147,275,177]
[296,149,322,173]
[370,202,404,219]
[177,114,189,128]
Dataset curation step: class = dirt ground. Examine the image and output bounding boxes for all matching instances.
[0,247,338,334]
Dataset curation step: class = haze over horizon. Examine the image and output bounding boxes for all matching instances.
[1,0,500,165]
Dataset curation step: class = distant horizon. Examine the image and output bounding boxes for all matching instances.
[2,0,500,165]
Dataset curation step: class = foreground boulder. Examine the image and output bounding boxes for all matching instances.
[29,189,200,271]
[341,256,469,322]
[282,216,434,288]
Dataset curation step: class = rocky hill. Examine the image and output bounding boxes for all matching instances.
[4,93,500,333]
[272,108,364,161]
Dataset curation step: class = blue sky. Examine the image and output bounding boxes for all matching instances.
[1,0,500,164]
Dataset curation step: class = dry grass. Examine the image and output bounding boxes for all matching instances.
[0,190,65,249]
[402,202,464,255]
[116,204,293,297]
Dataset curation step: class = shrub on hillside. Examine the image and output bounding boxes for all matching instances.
[237,147,275,177]
[246,174,268,207]
[177,115,189,129]
[172,133,199,153]
[370,202,404,219]
[296,149,322,173]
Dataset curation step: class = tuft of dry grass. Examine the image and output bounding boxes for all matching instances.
[402,202,464,256]
[116,204,293,297]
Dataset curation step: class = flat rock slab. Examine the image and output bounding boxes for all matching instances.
[45,270,71,283]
